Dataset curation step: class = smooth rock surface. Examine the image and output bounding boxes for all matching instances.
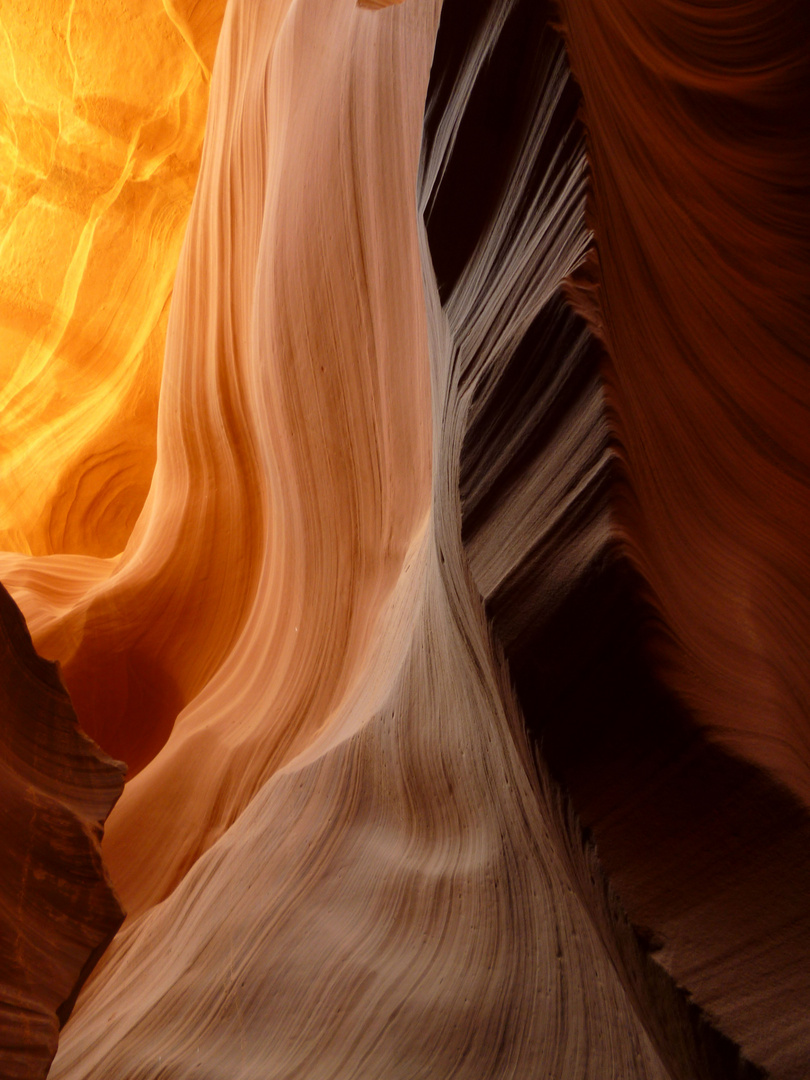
[0,0,806,1077]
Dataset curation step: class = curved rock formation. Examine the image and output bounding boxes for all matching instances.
[558,0,810,810]
[0,583,124,1079]
[439,1,810,1076]
[552,5,810,1074]
[0,0,226,559]
[45,4,761,1070]
[0,0,807,1077]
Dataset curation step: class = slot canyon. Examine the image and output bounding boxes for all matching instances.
[0,0,808,1077]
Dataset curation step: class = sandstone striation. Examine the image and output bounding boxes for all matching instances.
[448,0,810,1075]
[0,0,807,1077]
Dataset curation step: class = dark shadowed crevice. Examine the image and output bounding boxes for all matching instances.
[423,0,579,303]
[419,0,802,1075]
[0,583,125,1079]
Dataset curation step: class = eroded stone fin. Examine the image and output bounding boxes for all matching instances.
[420,0,774,1076]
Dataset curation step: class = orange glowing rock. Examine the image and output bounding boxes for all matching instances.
[0,0,808,1077]
[0,0,226,559]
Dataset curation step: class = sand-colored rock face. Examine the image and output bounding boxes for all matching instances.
[0,0,226,559]
[45,5,755,1072]
[0,0,807,1077]
[0,583,124,1079]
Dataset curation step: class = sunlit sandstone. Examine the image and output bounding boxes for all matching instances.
[0,0,225,558]
[0,0,807,1078]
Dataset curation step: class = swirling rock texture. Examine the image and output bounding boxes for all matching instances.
[0,583,124,1079]
[0,0,226,558]
[551,4,810,1075]
[451,0,810,1076]
[0,0,807,1078]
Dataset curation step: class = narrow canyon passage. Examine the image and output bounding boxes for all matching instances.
[0,0,807,1077]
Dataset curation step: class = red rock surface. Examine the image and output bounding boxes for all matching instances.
[554,4,810,1073]
[0,584,124,1079]
[0,0,806,1077]
[558,0,810,807]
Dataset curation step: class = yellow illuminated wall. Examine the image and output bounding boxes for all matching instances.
[0,0,225,558]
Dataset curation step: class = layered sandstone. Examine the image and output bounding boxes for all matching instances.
[0,0,807,1078]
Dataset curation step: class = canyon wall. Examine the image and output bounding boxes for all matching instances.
[0,0,807,1077]
[0,584,124,1078]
